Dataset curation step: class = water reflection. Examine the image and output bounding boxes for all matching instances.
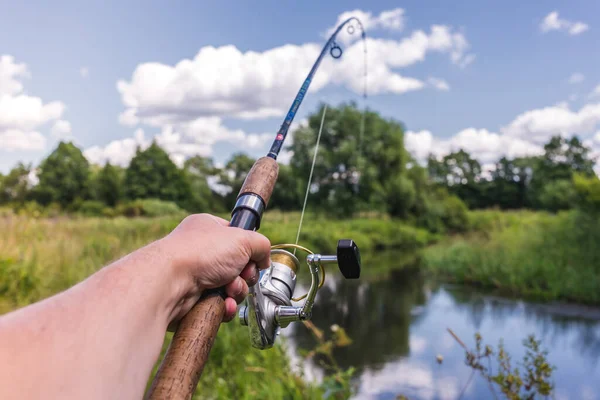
[288,254,600,399]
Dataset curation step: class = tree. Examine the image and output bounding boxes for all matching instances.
[0,162,33,204]
[269,164,302,211]
[36,142,91,207]
[573,173,600,213]
[290,103,406,217]
[385,175,416,218]
[94,163,123,207]
[428,150,484,209]
[124,142,191,205]
[217,153,255,209]
[183,155,225,212]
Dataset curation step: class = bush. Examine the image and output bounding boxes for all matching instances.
[116,199,186,218]
[440,195,469,233]
[78,200,106,217]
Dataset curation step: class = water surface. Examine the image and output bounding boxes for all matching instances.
[286,254,600,399]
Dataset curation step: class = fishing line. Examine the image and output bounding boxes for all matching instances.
[294,104,328,250]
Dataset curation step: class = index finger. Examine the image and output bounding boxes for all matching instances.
[239,230,271,271]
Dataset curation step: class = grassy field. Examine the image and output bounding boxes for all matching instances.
[0,211,435,399]
[422,210,600,305]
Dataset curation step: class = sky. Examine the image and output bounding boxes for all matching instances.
[2,0,600,173]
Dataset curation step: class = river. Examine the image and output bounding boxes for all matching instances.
[284,253,600,400]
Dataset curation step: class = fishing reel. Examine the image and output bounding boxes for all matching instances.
[238,239,361,349]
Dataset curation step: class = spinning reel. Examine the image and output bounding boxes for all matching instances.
[239,239,361,349]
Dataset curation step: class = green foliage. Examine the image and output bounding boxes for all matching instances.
[424,210,600,304]
[385,175,416,218]
[0,257,39,303]
[94,163,123,207]
[300,322,356,399]
[216,153,255,209]
[538,179,576,212]
[36,142,91,207]
[291,103,406,217]
[183,155,224,213]
[116,199,186,218]
[124,142,192,206]
[573,173,600,212]
[448,330,555,400]
[77,200,106,217]
[0,162,33,204]
[269,164,302,211]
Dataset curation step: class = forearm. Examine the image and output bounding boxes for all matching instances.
[0,238,190,400]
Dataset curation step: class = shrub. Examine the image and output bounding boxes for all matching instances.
[116,199,186,218]
[78,200,106,217]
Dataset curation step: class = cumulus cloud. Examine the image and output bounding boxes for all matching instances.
[0,129,46,151]
[589,84,600,98]
[84,128,148,167]
[502,102,600,143]
[109,9,474,168]
[51,120,72,138]
[406,128,543,164]
[540,11,589,35]
[0,55,68,151]
[568,72,585,84]
[406,100,600,173]
[324,8,405,42]
[427,77,450,91]
[117,12,473,124]
[84,118,274,167]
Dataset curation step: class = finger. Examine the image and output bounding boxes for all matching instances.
[225,276,249,304]
[239,262,260,287]
[223,297,238,322]
[206,214,230,226]
[238,231,271,270]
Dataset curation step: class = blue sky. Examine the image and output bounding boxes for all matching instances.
[2,0,600,172]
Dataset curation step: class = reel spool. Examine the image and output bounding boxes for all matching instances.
[239,240,361,349]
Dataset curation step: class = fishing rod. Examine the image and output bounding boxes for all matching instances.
[147,16,366,400]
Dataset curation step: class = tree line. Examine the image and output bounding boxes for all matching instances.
[1,103,599,227]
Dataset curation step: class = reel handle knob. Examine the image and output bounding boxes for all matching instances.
[337,239,361,279]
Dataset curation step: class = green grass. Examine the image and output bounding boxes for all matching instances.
[422,210,600,304]
[0,211,434,399]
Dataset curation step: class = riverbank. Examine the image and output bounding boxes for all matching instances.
[0,212,435,399]
[422,210,600,305]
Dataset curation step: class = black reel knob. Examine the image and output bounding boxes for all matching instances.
[337,239,361,279]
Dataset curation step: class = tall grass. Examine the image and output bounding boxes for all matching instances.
[0,211,434,399]
[423,210,600,304]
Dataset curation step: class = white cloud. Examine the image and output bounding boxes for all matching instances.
[590,84,600,98]
[406,128,543,164]
[51,120,72,138]
[568,72,585,84]
[84,128,148,167]
[324,8,405,42]
[502,102,600,143]
[540,11,589,36]
[0,129,46,151]
[84,118,274,167]
[80,67,89,78]
[0,55,68,152]
[407,100,600,174]
[428,77,450,91]
[0,55,28,96]
[118,14,473,125]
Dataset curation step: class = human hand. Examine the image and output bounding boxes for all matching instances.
[160,214,271,323]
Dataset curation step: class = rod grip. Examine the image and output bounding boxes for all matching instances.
[146,157,279,400]
[238,156,279,206]
[146,292,224,400]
